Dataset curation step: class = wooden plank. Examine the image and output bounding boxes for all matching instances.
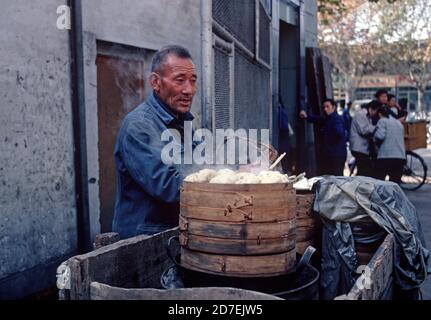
[179,215,296,239]
[93,232,120,250]
[66,228,179,300]
[90,282,282,300]
[180,247,297,277]
[180,232,296,255]
[322,55,334,100]
[335,234,394,300]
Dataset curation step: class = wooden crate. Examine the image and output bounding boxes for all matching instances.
[335,234,394,300]
[57,230,394,300]
[404,121,427,151]
[57,227,279,300]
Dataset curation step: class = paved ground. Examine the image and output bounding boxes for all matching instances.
[403,147,431,299]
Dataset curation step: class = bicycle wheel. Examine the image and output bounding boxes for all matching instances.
[400,151,428,191]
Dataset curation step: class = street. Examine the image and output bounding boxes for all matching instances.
[404,147,431,299]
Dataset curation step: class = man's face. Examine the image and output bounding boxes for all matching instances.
[323,102,336,115]
[368,108,378,117]
[378,93,388,105]
[151,55,197,114]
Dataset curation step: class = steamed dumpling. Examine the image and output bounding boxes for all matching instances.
[208,168,237,183]
[235,172,261,184]
[258,170,289,183]
[209,173,238,184]
[197,169,217,181]
[216,169,236,176]
[184,169,217,183]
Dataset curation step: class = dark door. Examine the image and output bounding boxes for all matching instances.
[96,54,146,232]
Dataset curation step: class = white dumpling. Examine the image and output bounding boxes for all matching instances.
[197,169,217,181]
[184,172,198,182]
[184,172,204,183]
[235,173,261,184]
[260,176,281,183]
[209,173,238,184]
[235,172,253,179]
[184,169,217,183]
[258,171,289,183]
[216,168,236,176]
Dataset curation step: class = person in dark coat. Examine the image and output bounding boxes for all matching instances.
[299,99,347,176]
[342,101,352,140]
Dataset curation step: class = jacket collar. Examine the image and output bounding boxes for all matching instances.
[149,91,194,125]
[326,111,337,119]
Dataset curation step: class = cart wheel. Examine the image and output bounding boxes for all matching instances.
[400,151,428,191]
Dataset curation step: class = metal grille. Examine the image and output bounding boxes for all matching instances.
[214,47,231,129]
[212,0,255,52]
[234,49,270,130]
[259,2,271,64]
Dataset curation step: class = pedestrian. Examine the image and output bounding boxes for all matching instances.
[299,99,347,176]
[387,93,408,122]
[349,101,380,178]
[373,106,406,184]
[342,101,352,140]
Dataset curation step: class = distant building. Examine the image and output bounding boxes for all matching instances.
[338,74,431,111]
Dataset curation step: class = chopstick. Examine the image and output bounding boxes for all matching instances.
[269,152,286,170]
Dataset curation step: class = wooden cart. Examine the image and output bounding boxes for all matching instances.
[56,228,395,300]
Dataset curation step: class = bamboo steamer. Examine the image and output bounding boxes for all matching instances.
[295,190,321,255]
[179,181,297,277]
[180,247,297,278]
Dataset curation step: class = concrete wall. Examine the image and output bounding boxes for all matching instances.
[303,0,318,47]
[0,0,77,298]
[81,0,202,239]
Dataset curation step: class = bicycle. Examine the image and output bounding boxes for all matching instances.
[348,150,428,191]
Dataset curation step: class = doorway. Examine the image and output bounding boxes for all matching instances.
[96,42,153,232]
[279,20,299,173]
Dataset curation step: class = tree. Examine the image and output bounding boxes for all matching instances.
[318,0,431,111]
[318,1,383,102]
[375,0,431,111]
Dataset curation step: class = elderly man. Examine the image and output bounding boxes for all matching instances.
[112,45,197,239]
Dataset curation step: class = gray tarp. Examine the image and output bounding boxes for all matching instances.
[313,176,430,300]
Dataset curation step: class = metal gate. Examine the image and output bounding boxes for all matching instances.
[212,0,272,131]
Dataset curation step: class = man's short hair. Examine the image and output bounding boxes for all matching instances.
[151,45,193,73]
[378,105,390,117]
[387,93,396,101]
[368,100,381,111]
[323,98,336,106]
[375,89,388,99]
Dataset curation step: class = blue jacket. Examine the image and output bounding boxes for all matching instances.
[308,112,347,158]
[112,92,194,239]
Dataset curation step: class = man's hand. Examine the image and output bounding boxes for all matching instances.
[299,110,307,119]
